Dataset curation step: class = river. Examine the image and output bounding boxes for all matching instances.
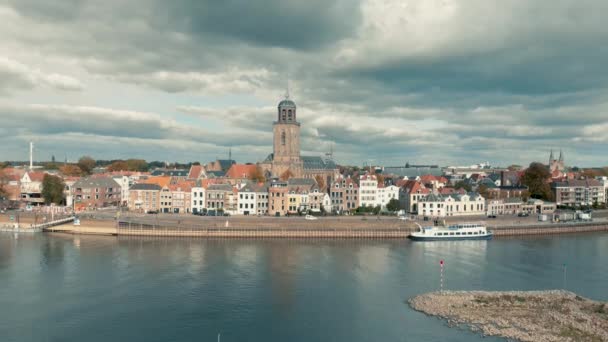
[1,232,607,342]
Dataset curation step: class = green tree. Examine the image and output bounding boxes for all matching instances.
[454,181,472,192]
[386,198,400,212]
[372,205,381,215]
[41,174,65,205]
[77,156,96,175]
[521,162,554,201]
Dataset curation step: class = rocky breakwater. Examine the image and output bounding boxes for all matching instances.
[409,290,608,341]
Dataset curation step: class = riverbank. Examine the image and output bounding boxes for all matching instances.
[409,290,608,341]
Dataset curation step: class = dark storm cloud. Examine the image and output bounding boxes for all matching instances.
[164,0,362,50]
[2,0,608,166]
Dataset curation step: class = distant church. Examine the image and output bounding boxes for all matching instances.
[548,149,565,173]
[259,92,339,186]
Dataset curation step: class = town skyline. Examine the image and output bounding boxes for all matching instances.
[2,1,608,166]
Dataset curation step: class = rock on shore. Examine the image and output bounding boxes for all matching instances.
[409,290,608,342]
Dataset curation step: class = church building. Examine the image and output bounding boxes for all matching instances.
[259,93,339,186]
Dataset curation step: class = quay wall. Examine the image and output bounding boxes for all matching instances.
[43,218,608,238]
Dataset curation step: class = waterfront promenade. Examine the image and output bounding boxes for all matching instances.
[30,215,608,238]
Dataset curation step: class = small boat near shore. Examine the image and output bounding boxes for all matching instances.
[409,223,493,241]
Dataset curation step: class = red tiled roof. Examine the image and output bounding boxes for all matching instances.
[188,165,204,179]
[169,181,195,192]
[143,176,171,188]
[226,164,257,179]
[27,171,46,182]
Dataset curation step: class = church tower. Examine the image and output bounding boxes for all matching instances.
[271,92,303,177]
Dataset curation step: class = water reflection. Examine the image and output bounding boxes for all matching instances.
[0,233,607,342]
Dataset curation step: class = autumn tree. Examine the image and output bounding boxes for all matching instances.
[126,159,148,172]
[41,174,65,205]
[314,175,326,189]
[521,162,553,201]
[60,164,84,177]
[0,170,9,199]
[280,169,294,181]
[249,166,266,183]
[107,160,129,172]
[77,156,96,175]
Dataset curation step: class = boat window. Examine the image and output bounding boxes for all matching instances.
[467,232,472,235]
[449,232,454,236]
[455,232,461,235]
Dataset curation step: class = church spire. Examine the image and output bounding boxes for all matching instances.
[559,149,563,162]
[549,149,554,164]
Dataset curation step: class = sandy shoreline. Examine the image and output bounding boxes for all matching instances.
[409,290,608,341]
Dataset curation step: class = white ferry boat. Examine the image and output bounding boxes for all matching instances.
[409,223,493,241]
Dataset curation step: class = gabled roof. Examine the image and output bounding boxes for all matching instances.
[217,160,236,172]
[239,182,267,193]
[74,176,120,189]
[188,165,205,179]
[226,164,257,179]
[143,176,171,188]
[26,171,46,182]
[207,184,234,192]
[207,170,226,178]
[150,169,188,177]
[130,183,161,191]
[169,181,194,192]
[302,156,337,170]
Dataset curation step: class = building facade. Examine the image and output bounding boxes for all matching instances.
[330,177,359,214]
[72,177,121,211]
[129,183,161,213]
[418,193,486,217]
[552,179,605,207]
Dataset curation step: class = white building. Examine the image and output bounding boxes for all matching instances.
[359,174,378,208]
[418,193,486,217]
[191,186,206,214]
[238,183,258,215]
[377,184,400,209]
[112,175,131,206]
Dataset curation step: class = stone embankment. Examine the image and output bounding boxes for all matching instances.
[409,290,608,341]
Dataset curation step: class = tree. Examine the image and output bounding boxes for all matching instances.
[386,198,400,212]
[521,162,554,201]
[107,160,129,172]
[77,156,96,175]
[478,184,489,198]
[280,169,294,181]
[41,174,65,205]
[507,164,522,171]
[454,181,472,192]
[0,170,9,199]
[249,166,266,183]
[314,175,325,189]
[126,159,148,172]
[372,205,381,215]
[60,164,83,177]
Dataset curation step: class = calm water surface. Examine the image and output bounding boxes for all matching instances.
[1,232,607,342]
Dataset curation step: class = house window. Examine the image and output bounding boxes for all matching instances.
[281,131,286,146]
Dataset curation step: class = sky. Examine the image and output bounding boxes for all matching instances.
[1,0,607,167]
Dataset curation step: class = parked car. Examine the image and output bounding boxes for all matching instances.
[518,212,529,217]
[487,215,497,219]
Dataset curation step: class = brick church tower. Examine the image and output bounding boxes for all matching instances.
[271,93,303,178]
